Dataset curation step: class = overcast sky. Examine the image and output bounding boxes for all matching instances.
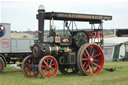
[0,0,128,31]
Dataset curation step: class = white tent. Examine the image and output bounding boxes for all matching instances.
[103,37,128,61]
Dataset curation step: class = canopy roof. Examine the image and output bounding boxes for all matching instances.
[104,37,128,46]
[44,12,112,22]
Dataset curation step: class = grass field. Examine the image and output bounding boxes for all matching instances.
[0,62,128,85]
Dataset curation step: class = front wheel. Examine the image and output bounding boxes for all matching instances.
[39,56,58,78]
[77,44,104,75]
[0,57,5,73]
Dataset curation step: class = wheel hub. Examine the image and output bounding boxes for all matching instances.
[89,57,94,62]
[48,66,51,69]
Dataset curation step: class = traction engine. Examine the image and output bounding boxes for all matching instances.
[22,5,112,78]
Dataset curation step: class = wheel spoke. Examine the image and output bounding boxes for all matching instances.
[48,70,51,76]
[93,59,99,62]
[82,62,87,67]
[50,60,53,66]
[93,52,102,58]
[81,57,88,61]
[85,63,89,70]
[85,49,90,56]
[92,62,101,68]
[46,59,49,64]
[91,63,95,72]
[41,65,45,68]
[27,65,32,74]
[51,67,55,70]
[25,64,31,70]
[44,67,48,71]
[51,63,55,66]
[89,65,92,74]
[89,46,93,56]
[28,69,31,74]
[44,61,48,66]
[27,64,31,67]
[91,50,95,56]
[83,51,87,57]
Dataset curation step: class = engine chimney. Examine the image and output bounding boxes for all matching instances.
[37,5,45,43]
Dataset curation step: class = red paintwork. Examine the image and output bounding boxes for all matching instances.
[86,31,103,38]
[39,56,58,78]
[1,38,9,48]
[0,63,1,70]
[81,44,104,75]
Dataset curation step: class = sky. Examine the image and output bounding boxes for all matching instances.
[0,0,128,31]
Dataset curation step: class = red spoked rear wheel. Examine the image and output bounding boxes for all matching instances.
[22,55,39,77]
[77,44,104,75]
[39,56,58,78]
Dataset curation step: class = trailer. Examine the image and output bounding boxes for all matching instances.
[0,23,35,72]
[21,5,112,78]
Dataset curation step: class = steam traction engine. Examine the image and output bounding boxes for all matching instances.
[22,5,112,78]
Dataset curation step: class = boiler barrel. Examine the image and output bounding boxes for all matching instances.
[32,43,62,58]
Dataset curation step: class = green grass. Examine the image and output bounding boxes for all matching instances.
[0,62,128,85]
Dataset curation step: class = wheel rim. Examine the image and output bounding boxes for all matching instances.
[0,62,1,70]
[39,56,58,78]
[22,55,39,77]
[80,44,104,75]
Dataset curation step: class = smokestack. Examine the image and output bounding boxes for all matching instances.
[37,5,45,43]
